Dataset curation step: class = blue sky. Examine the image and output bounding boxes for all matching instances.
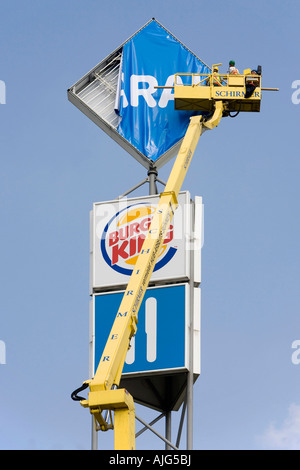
[0,0,300,450]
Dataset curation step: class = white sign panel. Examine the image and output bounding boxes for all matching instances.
[90,191,202,291]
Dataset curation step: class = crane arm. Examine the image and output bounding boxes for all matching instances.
[72,102,223,449]
[91,113,205,389]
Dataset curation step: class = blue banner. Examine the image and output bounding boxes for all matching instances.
[116,19,210,165]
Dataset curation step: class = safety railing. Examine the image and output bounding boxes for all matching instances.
[174,72,261,88]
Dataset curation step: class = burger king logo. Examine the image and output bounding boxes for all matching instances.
[101,203,177,275]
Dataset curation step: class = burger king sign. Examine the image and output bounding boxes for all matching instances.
[91,191,201,291]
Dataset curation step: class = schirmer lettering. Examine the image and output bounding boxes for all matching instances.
[214,90,260,98]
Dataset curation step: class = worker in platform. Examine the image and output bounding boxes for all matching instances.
[206,66,222,86]
[212,66,222,86]
[245,69,260,98]
[228,60,239,75]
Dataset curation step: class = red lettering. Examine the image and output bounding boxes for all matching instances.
[129,237,136,257]
[112,241,129,265]
[129,222,140,237]
[137,234,146,253]
[127,235,146,259]
[109,231,119,247]
[109,214,166,265]
[118,226,129,240]
[164,225,173,244]
[140,217,152,232]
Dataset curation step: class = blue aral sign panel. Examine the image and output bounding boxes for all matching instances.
[68,19,210,169]
[115,19,210,164]
[93,284,187,376]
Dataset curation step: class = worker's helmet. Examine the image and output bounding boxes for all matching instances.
[229,60,235,66]
[214,67,219,72]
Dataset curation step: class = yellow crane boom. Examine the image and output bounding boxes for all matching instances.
[71,63,275,450]
[71,101,223,450]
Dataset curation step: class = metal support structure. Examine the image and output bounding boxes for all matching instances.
[187,203,195,449]
[117,166,166,200]
[165,411,172,450]
[148,167,158,195]
[176,398,187,448]
[135,412,166,438]
[118,178,149,199]
[92,417,98,450]
[133,397,188,450]
[135,414,179,450]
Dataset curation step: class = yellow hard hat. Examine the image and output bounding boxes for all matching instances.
[214,67,219,72]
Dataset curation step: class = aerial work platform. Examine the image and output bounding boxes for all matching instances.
[71,53,278,449]
[174,65,263,114]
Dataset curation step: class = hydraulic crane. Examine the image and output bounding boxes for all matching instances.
[71,64,278,450]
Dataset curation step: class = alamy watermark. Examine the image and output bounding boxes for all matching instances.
[291,80,300,104]
[0,340,6,364]
[0,80,6,104]
[291,340,300,365]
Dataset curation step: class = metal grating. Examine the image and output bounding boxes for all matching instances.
[76,53,122,130]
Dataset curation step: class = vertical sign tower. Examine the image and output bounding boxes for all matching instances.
[68,18,208,449]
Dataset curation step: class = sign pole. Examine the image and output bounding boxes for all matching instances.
[187,204,195,449]
[165,411,172,450]
[91,418,98,450]
[148,167,158,195]
[147,166,173,449]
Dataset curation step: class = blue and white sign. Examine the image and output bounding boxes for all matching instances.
[115,19,210,165]
[91,284,199,377]
[90,192,204,292]
[68,19,210,169]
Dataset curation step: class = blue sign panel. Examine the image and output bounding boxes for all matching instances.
[94,284,187,375]
[116,19,210,164]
